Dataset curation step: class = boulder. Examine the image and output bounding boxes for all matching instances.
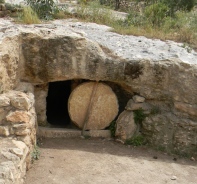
[115,110,137,141]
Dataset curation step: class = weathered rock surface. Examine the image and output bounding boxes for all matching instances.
[0,17,196,168]
[115,110,137,140]
[0,138,29,184]
[132,95,145,103]
[68,82,118,130]
[125,99,152,112]
[143,113,197,154]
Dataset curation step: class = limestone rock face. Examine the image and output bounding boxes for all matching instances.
[174,102,197,117]
[142,113,197,154]
[68,82,119,130]
[115,110,137,141]
[0,19,197,156]
[34,84,48,125]
[0,31,20,94]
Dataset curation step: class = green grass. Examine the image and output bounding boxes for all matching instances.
[109,120,116,138]
[67,0,197,50]
[17,6,41,24]
[125,135,146,146]
[31,145,40,163]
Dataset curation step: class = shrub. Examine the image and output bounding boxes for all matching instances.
[162,0,196,14]
[133,109,147,124]
[123,11,146,27]
[31,145,40,163]
[19,6,41,24]
[144,2,169,27]
[25,0,59,20]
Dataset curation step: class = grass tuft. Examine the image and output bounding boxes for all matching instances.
[18,6,41,24]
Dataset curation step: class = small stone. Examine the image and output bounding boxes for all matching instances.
[15,128,30,136]
[0,96,10,107]
[153,156,158,159]
[10,94,32,111]
[0,108,9,124]
[133,95,145,103]
[115,139,125,144]
[125,100,151,111]
[9,148,23,158]
[13,124,27,130]
[0,126,9,136]
[190,157,195,161]
[6,111,30,124]
[171,176,177,180]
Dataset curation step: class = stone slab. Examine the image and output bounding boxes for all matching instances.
[38,127,111,138]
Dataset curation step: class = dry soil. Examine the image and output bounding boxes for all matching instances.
[25,138,197,184]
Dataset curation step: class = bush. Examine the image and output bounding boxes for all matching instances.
[162,0,196,14]
[144,2,169,27]
[25,0,59,20]
[18,6,41,24]
[123,11,146,27]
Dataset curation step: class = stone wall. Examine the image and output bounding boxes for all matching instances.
[0,91,37,184]
[115,95,197,156]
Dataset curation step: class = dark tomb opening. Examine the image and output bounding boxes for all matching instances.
[46,80,72,128]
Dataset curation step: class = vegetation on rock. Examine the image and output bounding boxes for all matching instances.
[125,135,146,146]
[70,0,197,50]
[18,6,41,24]
[25,0,59,19]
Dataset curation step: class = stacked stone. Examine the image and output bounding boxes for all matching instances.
[0,90,37,184]
[115,95,152,141]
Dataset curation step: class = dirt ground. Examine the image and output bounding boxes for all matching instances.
[25,138,197,184]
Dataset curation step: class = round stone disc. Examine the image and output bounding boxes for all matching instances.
[68,82,119,130]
